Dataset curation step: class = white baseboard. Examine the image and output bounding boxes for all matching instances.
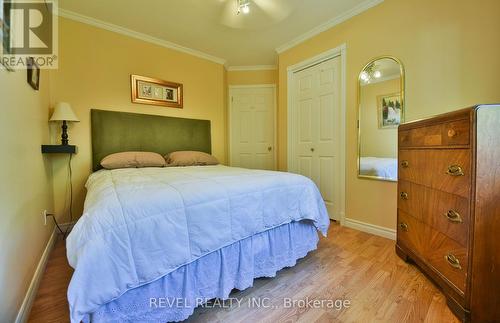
[330,211,346,226]
[344,217,396,240]
[15,228,57,323]
[339,211,346,226]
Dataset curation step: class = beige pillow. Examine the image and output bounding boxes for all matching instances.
[101,151,166,169]
[165,151,219,166]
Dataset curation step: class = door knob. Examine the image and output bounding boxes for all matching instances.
[310,148,315,152]
[268,146,272,152]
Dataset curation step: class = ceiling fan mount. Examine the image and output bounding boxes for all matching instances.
[220,0,295,30]
[236,0,251,15]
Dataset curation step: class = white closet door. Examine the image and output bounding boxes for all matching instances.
[230,86,276,170]
[292,57,341,220]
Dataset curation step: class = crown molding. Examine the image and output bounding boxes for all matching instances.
[58,9,226,65]
[275,0,384,54]
[226,65,277,71]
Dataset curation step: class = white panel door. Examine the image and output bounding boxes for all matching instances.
[292,57,341,220]
[230,86,275,170]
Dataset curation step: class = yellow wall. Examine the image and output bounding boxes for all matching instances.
[278,0,500,229]
[49,18,227,221]
[0,68,54,322]
[227,69,277,85]
[360,78,399,158]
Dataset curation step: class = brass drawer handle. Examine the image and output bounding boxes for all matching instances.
[446,165,464,176]
[399,222,409,231]
[447,129,457,138]
[400,160,409,168]
[445,253,462,270]
[445,210,463,223]
[400,192,409,200]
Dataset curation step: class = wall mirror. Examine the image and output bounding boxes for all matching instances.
[357,56,405,182]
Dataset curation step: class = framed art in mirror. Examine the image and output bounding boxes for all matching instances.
[377,92,402,129]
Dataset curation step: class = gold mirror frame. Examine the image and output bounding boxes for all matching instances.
[357,56,405,182]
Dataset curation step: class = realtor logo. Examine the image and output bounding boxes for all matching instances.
[1,0,58,69]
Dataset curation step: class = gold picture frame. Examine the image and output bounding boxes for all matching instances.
[377,92,402,129]
[131,74,183,108]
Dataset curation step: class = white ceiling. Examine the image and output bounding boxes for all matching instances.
[59,0,382,67]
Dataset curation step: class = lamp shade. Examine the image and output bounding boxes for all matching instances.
[50,102,80,122]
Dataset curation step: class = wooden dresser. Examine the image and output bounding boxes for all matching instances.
[396,105,500,322]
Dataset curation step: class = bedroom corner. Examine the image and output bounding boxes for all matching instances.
[0,67,55,322]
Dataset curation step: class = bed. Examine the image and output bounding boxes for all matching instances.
[66,110,330,322]
[359,156,398,181]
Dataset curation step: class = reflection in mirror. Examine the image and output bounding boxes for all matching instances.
[358,57,404,182]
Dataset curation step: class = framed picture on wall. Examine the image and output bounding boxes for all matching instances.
[131,74,183,108]
[0,0,14,71]
[377,93,402,129]
[27,57,40,90]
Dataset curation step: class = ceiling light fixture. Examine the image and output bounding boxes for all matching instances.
[360,63,382,84]
[241,4,250,14]
[360,71,369,81]
[237,0,250,15]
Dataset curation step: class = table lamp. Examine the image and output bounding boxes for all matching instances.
[50,102,79,145]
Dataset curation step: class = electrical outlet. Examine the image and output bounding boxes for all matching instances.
[42,210,48,225]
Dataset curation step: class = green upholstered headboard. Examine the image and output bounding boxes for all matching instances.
[91,109,211,171]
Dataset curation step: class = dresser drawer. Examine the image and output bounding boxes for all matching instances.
[397,210,426,255]
[399,181,470,246]
[398,210,468,294]
[425,228,468,294]
[398,180,424,220]
[399,149,471,197]
[399,119,470,148]
[423,187,470,247]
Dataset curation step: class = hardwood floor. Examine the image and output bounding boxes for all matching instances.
[28,234,72,323]
[28,222,459,323]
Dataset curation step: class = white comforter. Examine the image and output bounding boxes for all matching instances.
[359,157,398,180]
[66,165,330,322]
